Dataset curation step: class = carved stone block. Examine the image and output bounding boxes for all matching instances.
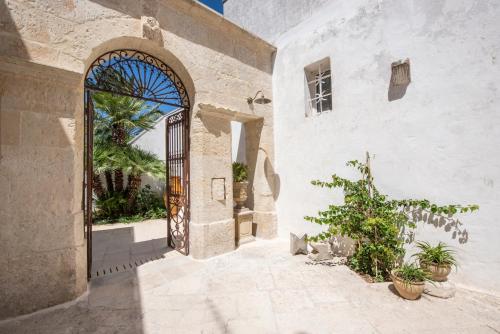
[234,208,254,246]
[141,16,163,46]
[290,233,307,255]
[308,241,333,261]
[424,281,456,299]
[211,177,226,201]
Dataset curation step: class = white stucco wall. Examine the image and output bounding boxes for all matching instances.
[224,0,330,43]
[230,0,500,294]
[128,114,167,194]
[231,121,246,163]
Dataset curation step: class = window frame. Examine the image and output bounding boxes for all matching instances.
[304,58,332,117]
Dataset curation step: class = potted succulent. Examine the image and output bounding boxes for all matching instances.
[413,241,457,282]
[391,263,430,300]
[232,162,249,209]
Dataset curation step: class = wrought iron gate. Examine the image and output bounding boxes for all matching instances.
[84,90,94,280]
[166,109,190,255]
[83,49,191,279]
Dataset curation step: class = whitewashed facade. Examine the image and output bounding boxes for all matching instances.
[226,0,500,295]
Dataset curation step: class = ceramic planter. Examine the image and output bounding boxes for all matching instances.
[391,270,425,300]
[421,262,451,282]
[233,181,248,209]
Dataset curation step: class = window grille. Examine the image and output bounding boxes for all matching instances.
[305,58,332,116]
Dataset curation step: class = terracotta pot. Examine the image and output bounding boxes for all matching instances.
[421,262,451,282]
[391,270,425,300]
[233,181,248,209]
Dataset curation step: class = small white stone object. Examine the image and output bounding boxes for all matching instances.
[308,241,333,261]
[424,281,456,299]
[290,233,308,255]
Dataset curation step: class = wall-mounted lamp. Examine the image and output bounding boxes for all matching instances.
[247,90,272,105]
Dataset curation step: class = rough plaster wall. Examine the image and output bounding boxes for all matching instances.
[224,0,330,43]
[0,0,275,318]
[272,0,500,294]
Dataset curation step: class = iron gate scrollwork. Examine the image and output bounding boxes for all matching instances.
[83,49,191,279]
[166,109,190,255]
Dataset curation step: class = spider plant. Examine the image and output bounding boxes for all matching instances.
[413,241,457,268]
[392,263,431,284]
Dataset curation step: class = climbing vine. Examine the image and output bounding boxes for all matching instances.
[305,154,478,281]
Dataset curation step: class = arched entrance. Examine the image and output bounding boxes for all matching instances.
[83,49,191,279]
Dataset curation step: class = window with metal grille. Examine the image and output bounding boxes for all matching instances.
[304,58,332,116]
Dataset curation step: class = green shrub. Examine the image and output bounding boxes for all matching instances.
[232,162,248,182]
[94,192,128,219]
[305,156,478,281]
[94,185,166,224]
[135,185,165,213]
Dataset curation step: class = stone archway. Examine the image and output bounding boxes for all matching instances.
[0,1,276,318]
[83,48,192,278]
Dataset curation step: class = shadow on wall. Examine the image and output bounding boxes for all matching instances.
[404,207,469,244]
[264,152,280,201]
[0,0,29,60]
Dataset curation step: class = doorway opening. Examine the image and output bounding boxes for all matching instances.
[83,50,190,279]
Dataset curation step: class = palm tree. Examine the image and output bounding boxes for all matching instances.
[121,146,165,210]
[93,143,165,211]
[92,91,161,192]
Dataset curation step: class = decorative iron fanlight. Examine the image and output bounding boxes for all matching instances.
[84,49,190,109]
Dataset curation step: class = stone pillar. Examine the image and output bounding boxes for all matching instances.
[245,118,277,238]
[189,110,235,259]
[0,61,87,319]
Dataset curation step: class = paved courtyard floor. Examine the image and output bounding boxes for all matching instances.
[1,221,500,333]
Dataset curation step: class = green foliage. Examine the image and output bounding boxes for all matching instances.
[232,162,248,182]
[94,143,165,181]
[95,192,128,219]
[393,263,430,284]
[91,88,166,219]
[93,92,161,144]
[135,185,165,213]
[413,241,457,268]
[305,157,478,281]
[94,185,166,225]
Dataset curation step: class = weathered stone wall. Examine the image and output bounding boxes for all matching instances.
[0,60,87,320]
[228,0,500,294]
[0,0,276,319]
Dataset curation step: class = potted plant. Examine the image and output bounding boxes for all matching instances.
[391,263,430,300]
[413,241,457,282]
[232,162,249,209]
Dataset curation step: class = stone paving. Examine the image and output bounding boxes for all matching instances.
[1,224,500,334]
[91,220,171,279]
